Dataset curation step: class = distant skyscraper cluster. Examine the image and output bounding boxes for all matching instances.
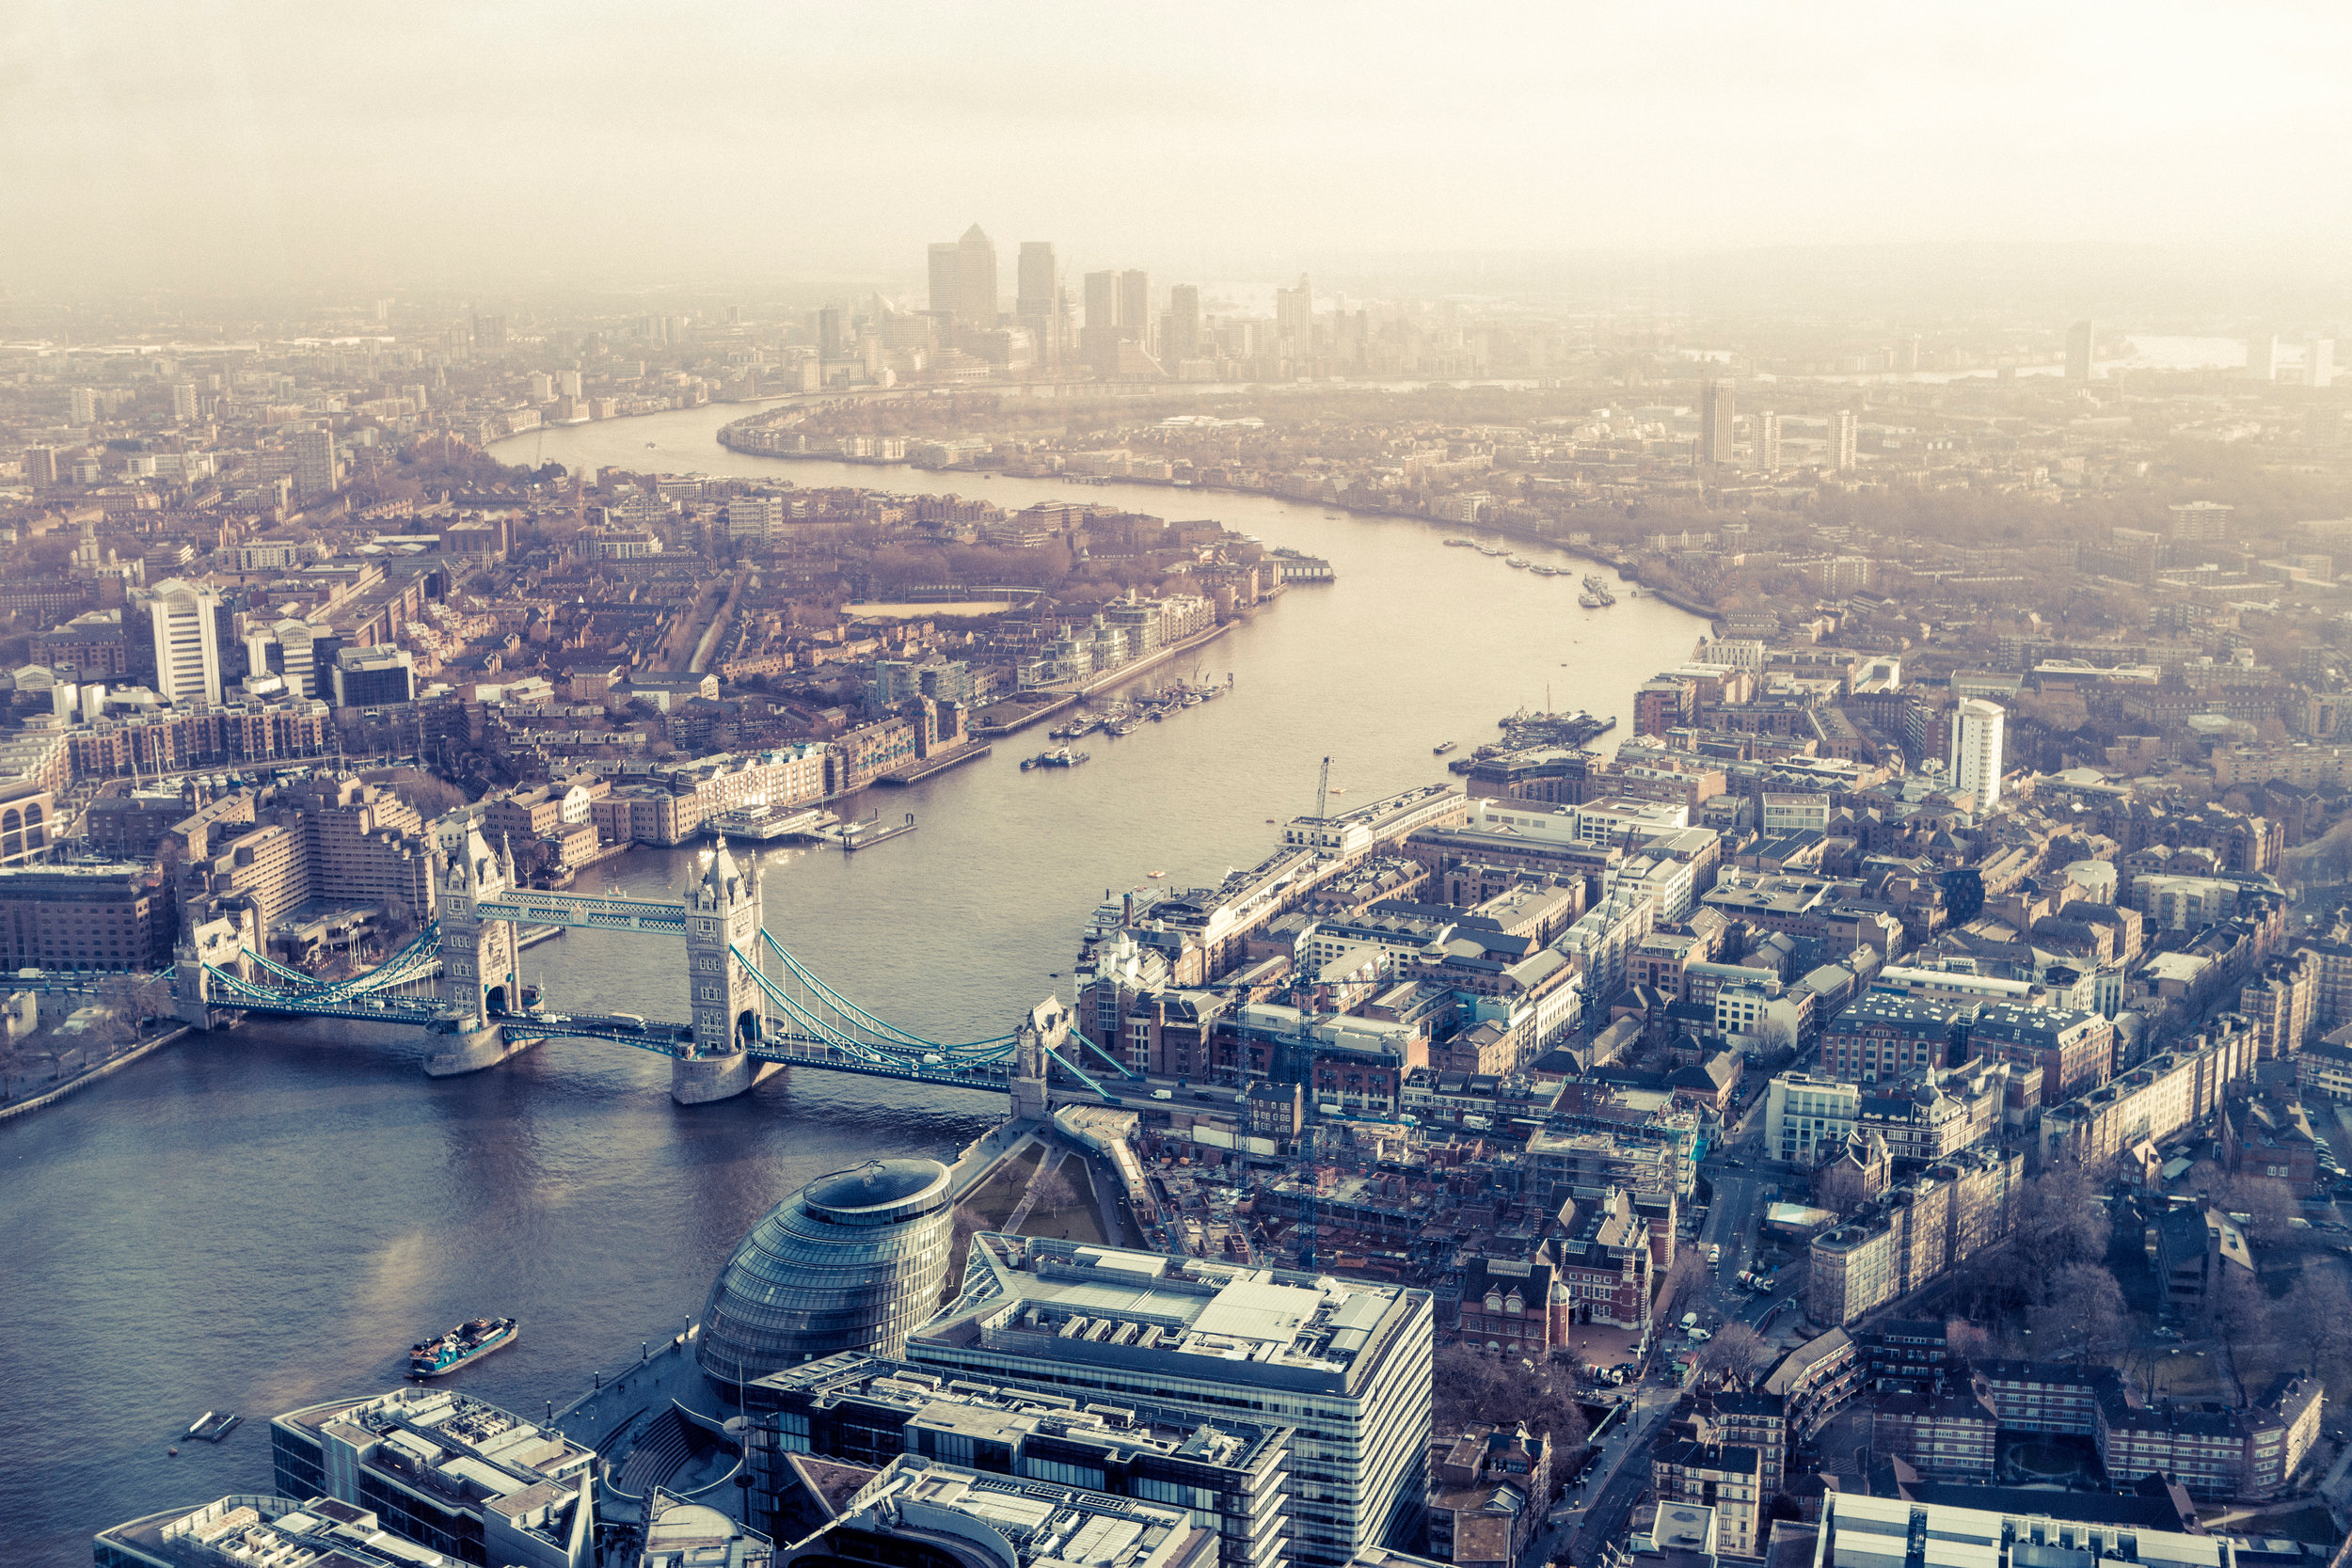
[2237,325,2332,388]
[852,225,1331,387]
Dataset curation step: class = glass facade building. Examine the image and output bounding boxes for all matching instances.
[697,1158,955,1390]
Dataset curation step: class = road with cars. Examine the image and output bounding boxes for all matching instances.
[1536,1129,1811,1567]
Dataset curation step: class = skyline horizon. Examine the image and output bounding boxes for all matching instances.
[8,4,2352,299]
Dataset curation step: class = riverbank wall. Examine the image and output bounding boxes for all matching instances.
[711,409,1720,630]
[972,620,1237,738]
[0,1025,191,1124]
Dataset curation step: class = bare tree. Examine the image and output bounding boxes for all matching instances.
[1700,1323,1773,1387]
[1027,1159,1084,1214]
[1432,1344,1591,1450]
[2279,1266,2352,1394]
[2010,1163,2112,1294]
[1661,1251,1712,1318]
[1945,1316,1996,1364]
[2211,1267,2270,1406]
[1750,1019,1798,1070]
[2217,1175,2298,1250]
[2026,1264,2128,1365]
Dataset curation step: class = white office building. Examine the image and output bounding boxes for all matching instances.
[909,1235,1433,1568]
[132,578,224,705]
[1766,1071,1862,1165]
[1948,698,2006,810]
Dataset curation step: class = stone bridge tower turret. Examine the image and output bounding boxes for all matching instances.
[675,843,763,1104]
[437,825,516,1022]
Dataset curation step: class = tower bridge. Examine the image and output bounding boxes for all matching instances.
[125,824,1125,1107]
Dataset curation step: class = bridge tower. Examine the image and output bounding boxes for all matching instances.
[437,824,519,1021]
[171,911,257,1028]
[673,843,762,1105]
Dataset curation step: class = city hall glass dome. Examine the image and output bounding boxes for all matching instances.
[696,1158,955,1388]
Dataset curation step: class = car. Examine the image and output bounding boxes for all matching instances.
[2153,1325,2183,1340]
[1708,1244,1722,1266]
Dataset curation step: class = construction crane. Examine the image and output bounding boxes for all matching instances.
[1315,755,1330,820]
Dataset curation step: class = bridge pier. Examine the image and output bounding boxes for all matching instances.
[671,1049,754,1104]
[426,1020,526,1078]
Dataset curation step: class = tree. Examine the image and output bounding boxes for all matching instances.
[389,773,469,820]
[2010,1163,2112,1295]
[2216,1175,2297,1250]
[1944,1316,1996,1365]
[1661,1251,1712,1318]
[2278,1266,2352,1394]
[1431,1344,1591,1450]
[1750,1019,1798,1071]
[1025,1161,1083,1217]
[1699,1323,1773,1388]
[2211,1266,2270,1406]
[2026,1264,2128,1365]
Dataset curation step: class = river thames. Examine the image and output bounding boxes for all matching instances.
[0,402,1705,1561]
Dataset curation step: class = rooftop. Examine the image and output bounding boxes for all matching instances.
[276,1386,593,1514]
[915,1235,1419,1396]
[97,1493,462,1568]
[751,1353,1282,1473]
[785,1453,1217,1568]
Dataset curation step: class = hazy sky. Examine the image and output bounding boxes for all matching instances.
[7,2,2349,295]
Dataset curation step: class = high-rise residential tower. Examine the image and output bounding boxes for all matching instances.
[1949,698,2007,810]
[1829,408,1859,471]
[2246,330,2280,380]
[1756,409,1782,472]
[1699,381,1736,465]
[291,427,336,499]
[2065,319,2095,380]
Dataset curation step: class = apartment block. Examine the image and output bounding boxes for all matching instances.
[1805,1147,2023,1326]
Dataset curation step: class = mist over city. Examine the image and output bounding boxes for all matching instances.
[8,8,2352,1568]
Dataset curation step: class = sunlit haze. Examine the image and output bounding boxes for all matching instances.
[8,2,2351,296]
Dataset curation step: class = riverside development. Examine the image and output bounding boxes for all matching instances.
[15,354,2352,1568]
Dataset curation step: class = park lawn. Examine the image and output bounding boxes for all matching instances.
[1019,1155,1107,1246]
[961,1143,1043,1231]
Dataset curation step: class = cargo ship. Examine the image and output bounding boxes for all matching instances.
[410,1317,518,1379]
